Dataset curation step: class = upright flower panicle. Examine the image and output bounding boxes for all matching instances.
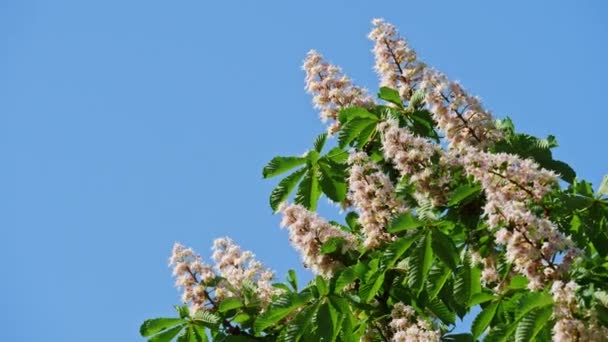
[456,147,577,289]
[379,119,452,206]
[169,243,215,313]
[348,152,408,248]
[303,50,374,133]
[279,203,357,277]
[369,18,425,101]
[389,303,440,342]
[169,240,280,314]
[421,69,502,149]
[550,281,608,341]
[211,237,280,307]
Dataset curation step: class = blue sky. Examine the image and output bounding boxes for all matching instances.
[1,1,607,341]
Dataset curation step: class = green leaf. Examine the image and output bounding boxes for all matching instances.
[407,232,433,294]
[316,276,329,297]
[515,306,552,342]
[359,272,385,303]
[453,260,471,305]
[442,333,474,342]
[175,305,189,319]
[149,324,186,342]
[448,184,481,207]
[345,212,359,231]
[387,212,423,233]
[335,266,357,293]
[270,167,306,211]
[320,237,345,255]
[472,302,498,339]
[382,233,419,268]
[318,160,347,202]
[507,275,529,290]
[283,301,320,342]
[141,318,187,337]
[218,298,244,313]
[254,292,312,333]
[469,292,496,306]
[263,156,307,179]
[598,175,608,197]
[514,292,552,321]
[191,311,220,327]
[313,133,327,153]
[428,297,456,325]
[317,301,339,342]
[338,107,377,124]
[191,325,208,342]
[432,228,459,271]
[338,118,377,149]
[287,269,298,292]
[295,167,321,210]
[378,87,403,107]
[426,263,451,299]
[324,147,349,164]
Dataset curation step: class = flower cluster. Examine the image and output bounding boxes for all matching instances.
[389,303,440,342]
[303,50,374,134]
[368,18,425,101]
[379,119,451,206]
[169,239,279,314]
[457,147,577,289]
[421,69,502,149]
[211,237,280,307]
[550,281,608,341]
[279,203,357,277]
[169,243,215,313]
[348,152,408,248]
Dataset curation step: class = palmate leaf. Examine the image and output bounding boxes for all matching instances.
[263,156,307,179]
[269,167,306,211]
[295,166,321,210]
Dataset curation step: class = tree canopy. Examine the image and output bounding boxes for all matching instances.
[141,19,608,342]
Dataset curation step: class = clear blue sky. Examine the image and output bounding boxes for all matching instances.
[1,1,607,341]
